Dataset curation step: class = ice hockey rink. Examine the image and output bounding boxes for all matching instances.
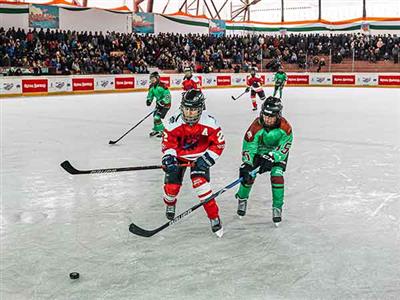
[1,86,400,300]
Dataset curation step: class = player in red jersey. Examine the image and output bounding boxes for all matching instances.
[245,67,266,111]
[182,67,201,91]
[161,89,225,237]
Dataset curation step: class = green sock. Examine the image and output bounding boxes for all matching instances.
[271,167,284,209]
[235,183,253,200]
[153,122,164,132]
[153,115,164,132]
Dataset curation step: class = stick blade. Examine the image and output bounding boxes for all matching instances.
[60,160,80,175]
[109,140,117,145]
[129,223,157,237]
[231,96,236,101]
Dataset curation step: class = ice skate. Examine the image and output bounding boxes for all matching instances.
[165,205,176,220]
[149,130,162,138]
[237,198,247,218]
[210,217,223,237]
[272,207,282,227]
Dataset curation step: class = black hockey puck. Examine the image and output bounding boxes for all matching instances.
[69,272,80,280]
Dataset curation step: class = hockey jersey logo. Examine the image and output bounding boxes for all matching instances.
[180,135,200,150]
[246,131,253,140]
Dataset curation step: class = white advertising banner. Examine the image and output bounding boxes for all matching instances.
[310,73,332,85]
[135,75,150,89]
[94,76,115,91]
[262,73,275,85]
[170,74,184,89]
[231,74,246,86]
[202,74,217,87]
[1,78,22,94]
[48,77,72,93]
[356,73,379,86]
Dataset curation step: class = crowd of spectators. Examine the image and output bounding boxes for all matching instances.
[1,26,399,76]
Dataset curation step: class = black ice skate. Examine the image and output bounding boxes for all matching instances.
[237,198,247,218]
[165,205,176,220]
[149,131,162,138]
[272,207,282,227]
[210,217,223,238]
[252,106,258,111]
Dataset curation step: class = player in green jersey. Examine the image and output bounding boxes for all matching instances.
[273,67,287,99]
[235,96,293,226]
[146,72,172,138]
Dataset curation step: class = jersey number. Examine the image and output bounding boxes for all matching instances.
[280,142,291,155]
[242,151,251,162]
[163,131,168,142]
[217,131,225,143]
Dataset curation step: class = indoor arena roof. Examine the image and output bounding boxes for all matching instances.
[4,0,400,22]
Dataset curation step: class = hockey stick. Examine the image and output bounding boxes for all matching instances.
[109,109,155,145]
[231,90,248,101]
[60,160,192,175]
[129,167,260,237]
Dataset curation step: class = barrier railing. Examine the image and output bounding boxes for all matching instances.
[1,72,399,97]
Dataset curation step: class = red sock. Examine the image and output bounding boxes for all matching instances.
[163,183,180,205]
[192,177,219,219]
[252,98,257,108]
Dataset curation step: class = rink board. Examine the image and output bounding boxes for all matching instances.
[1,72,399,98]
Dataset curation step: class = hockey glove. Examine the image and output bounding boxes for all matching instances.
[162,154,178,173]
[259,154,274,174]
[146,98,152,106]
[157,100,169,109]
[195,152,215,171]
[239,163,255,185]
[245,87,250,93]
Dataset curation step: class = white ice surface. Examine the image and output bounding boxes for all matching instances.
[1,87,400,300]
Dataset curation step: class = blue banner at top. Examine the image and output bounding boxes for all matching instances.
[29,4,59,29]
[132,13,155,34]
[209,19,226,37]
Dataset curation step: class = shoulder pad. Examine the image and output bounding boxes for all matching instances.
[165,113,183,130]
[199,113,220,129]
[168,113,180,124]
[279,117,292,135]
[245,118,263,142]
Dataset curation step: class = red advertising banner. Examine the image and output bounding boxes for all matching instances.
[378,75,400,86]
[72,78,94,91]
[332,75,355,85]
[217,75,231,86]
[115,77,135,89]
[160,76,170,88]
[287,75,309,85]
[22,79,48,93]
